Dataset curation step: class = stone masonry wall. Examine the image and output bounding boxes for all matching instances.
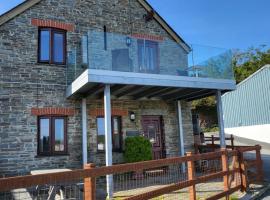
[86,99,193,166]
[0,0,191,175]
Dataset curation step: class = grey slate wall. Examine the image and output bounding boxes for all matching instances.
[0,0,192,176]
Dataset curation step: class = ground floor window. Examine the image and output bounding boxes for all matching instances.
[97,116,122,152]
[38,116,67,156]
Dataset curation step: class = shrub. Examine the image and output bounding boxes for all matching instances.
[124,136,152,163]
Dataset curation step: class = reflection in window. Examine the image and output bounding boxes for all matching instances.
[112,117,121,151]
[97,117,105,151]
[40,30,50,61]
[54,119,65,152]
[39,118,50,153]
[148,126,156,143]
[53,33,64,63]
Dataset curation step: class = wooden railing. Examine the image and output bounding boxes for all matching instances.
[0,146,263,200]
[194,144,264,187]
[204,134,234,147]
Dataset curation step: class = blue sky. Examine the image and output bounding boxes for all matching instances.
[0,0,269,50]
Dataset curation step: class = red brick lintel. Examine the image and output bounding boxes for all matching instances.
[131,33,164,42]
[31,107,75,116]
[31,18,74,31]
[90,109,128,117]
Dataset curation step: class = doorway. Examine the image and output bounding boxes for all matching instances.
[141,116,165,159]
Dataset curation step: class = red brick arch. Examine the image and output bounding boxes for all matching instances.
[31,107,75,116]
[31,18,74,31]
[89,108,128,117]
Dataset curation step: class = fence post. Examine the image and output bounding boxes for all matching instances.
[255,145,263,182]
[187,152,196,200]
[238,150,248,192]
[194,144,199,154]
[84,163,96,200]
[230,135,234,149]
[221,148,229,200]
[232,152,241,187]
[211,135,214,145]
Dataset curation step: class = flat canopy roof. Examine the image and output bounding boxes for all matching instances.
[66,69,236,101]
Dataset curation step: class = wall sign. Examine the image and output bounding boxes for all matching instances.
[126,130,140,137]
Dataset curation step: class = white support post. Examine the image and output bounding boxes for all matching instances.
[104,84,113,199]
[82,98,88,165]
[177,100,186,172]
[216,90,226,148]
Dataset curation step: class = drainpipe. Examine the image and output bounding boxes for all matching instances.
[177,100,186,172]
[216,90,226,148]
[104,84,113,199]
[82,98,88,165]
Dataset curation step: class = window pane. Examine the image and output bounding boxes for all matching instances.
[138,40,144,71]
[97,118,105,151]
[54,118,65,152]
[39,118,50,153]
[53,32,64,63]
[112,117,121,150]
[138,40,158,72]
[40,30,50,61]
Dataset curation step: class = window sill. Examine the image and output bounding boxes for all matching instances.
[97,151,123,154]
[36,62,66,67]
[35,154,70,158]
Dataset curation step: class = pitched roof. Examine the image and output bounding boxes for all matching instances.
[0,0,191,51]
[222,64,270,98]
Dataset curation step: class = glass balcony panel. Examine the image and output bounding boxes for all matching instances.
[66,30,234,85]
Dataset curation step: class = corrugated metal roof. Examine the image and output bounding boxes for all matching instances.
[222,65,270,128]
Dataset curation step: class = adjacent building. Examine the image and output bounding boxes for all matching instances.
[222,65,270,144]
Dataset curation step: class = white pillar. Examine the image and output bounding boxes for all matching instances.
[82,98,88,165]
[177,100,186,172]
[216,90,226,148]
[104,84,113,199]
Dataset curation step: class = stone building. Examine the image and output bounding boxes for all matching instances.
[0,0,235,178]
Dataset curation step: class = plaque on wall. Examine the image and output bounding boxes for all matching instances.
[126,130,140,137]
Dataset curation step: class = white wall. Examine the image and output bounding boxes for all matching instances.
[225,124,270,144]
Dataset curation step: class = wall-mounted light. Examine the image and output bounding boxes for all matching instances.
[129,111,136,121]
[143,10,155,22]
[126,36,131,47]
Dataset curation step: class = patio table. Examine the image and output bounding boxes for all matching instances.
[31,169,71,200]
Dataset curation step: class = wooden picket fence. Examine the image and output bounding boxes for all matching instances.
[0,145,263,200]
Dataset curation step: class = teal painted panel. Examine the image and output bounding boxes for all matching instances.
[222,65,270,128]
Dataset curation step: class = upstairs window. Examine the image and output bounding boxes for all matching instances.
[138,39,159,73]
[38,28,66,64]
[38,116,67,156]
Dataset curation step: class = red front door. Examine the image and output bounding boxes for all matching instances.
[141,116,165,160]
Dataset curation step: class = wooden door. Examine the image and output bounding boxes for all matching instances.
[141,116,165,160]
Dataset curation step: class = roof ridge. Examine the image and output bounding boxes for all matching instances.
[236,64,270,87]
[222,64,270,97]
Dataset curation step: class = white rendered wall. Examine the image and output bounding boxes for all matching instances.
[225,124,270,144]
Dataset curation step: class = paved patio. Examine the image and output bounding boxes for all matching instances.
[113,181,244,200]
[113,181,267,200]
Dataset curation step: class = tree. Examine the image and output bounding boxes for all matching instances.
[233,45,270,83]
[192,45,270,128]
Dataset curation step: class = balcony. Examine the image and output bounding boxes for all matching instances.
[66,30,235,99]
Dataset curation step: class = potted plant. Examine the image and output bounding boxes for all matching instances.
[124,136,152,179]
